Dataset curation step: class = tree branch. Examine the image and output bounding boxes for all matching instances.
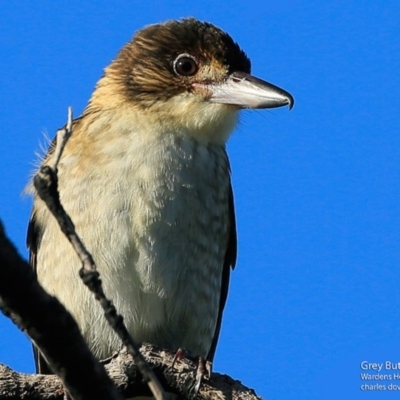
[0,345,261,400]
[0,220,122,400]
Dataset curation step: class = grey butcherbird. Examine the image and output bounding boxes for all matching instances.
[28,18,293,376]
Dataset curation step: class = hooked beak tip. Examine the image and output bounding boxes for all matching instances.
[287,93,295,110]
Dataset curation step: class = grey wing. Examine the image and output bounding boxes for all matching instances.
[27,210,53,374]
[206,181,237,362]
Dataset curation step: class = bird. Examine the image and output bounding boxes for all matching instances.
[27,17,293,375]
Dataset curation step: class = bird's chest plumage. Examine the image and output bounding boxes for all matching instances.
[38,130,231,358]
[122,135,231,355]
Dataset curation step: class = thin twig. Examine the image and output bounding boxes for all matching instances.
[33,108,166,400]
[50,107,73,170]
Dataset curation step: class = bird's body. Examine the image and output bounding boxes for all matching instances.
[32,110,233,360]
[28,18,293,373]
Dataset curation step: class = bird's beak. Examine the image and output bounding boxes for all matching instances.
[195,71,294,110]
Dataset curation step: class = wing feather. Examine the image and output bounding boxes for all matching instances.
[207,180,237,362]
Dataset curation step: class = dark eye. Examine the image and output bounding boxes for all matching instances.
[173,54,198,76]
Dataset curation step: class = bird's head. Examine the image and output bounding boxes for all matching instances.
[90,18,294,144]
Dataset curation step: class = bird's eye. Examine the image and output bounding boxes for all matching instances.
[173,54,198,76]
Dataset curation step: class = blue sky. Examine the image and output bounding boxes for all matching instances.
[1,2,400,399]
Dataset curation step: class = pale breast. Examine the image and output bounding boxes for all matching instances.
[35,128,231,359]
